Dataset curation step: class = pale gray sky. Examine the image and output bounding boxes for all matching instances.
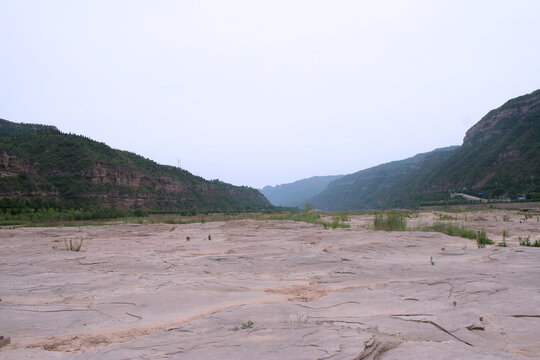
[1,1,539,188]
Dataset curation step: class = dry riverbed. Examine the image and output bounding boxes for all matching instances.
[1,210,539,359]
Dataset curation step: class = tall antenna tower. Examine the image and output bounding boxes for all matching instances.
[177,158,181,169]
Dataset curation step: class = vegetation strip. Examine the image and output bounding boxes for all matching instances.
[372,212,494,246]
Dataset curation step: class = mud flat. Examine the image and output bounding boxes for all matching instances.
[1,210,539,359]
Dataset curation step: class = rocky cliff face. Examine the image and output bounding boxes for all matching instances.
[463,90,540,146]
[0,148,59,200]
[0,149,38,178]
[84,162,187,192]
[0,120,271,211]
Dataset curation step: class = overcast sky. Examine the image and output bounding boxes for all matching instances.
[1,1,539,188]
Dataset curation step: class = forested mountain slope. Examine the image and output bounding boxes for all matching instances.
[0,119,271,212]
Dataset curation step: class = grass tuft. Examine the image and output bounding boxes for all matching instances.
[416,221,476,239]
[519,236,540,247]
[230,320,254,331]
[476,229,493,248]
[268,212,350,229]
[498,230,508,247]
[65,237,83,251]
[436,213,457,221]
[373,213,407,231]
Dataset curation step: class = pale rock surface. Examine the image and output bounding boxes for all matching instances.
[0,210,539,359]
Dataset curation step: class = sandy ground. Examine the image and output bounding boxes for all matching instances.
[1,210,539,359]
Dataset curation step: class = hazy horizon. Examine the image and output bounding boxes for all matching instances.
[2,1,539,188]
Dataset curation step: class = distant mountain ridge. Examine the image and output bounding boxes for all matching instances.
[310,147,459,210]
[265,89,540,210]
[260,175,343,208]
[0,118,271,211]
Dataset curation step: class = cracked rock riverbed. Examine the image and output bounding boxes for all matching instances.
[1,211,539,359]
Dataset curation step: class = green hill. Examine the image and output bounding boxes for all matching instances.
[418,89,540,200]
[311,89,540,210]
[0,119,271,212]
[260,175,343,208]
[310,147,459,210]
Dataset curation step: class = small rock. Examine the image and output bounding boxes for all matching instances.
[0,336,11,348]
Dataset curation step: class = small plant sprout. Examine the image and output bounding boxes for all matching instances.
[430,256,435,266]
[186,236,190,241]
[498,230,509,247]
[65,237,83,251]
[453,301,457,307]
[208,234,211,241]
[241,320,254,329]
[230,320,254,331]
[441,247,445,252]
[296,313,309,324]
